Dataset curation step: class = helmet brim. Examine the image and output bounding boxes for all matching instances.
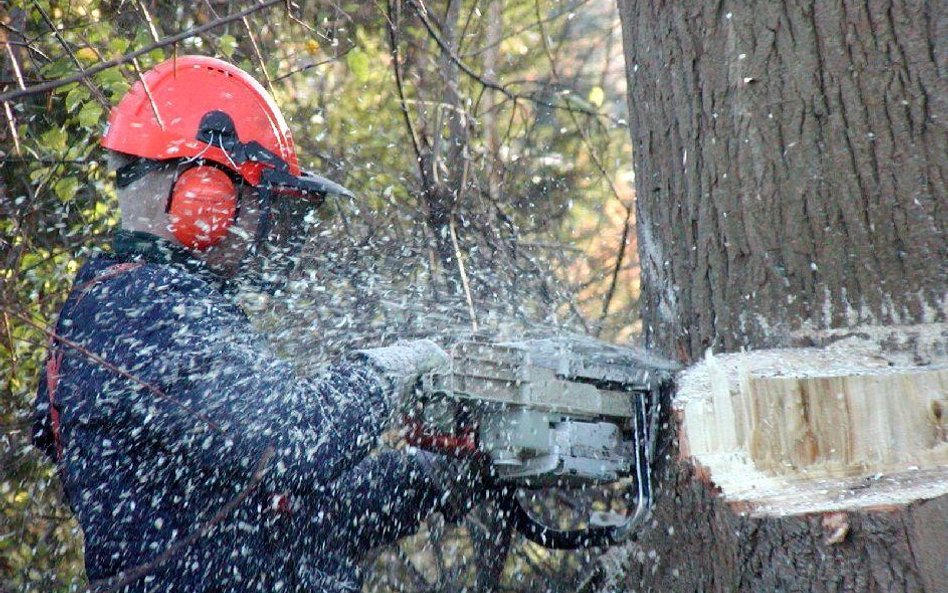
[263,167,354,200]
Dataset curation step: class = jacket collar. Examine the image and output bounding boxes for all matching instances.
[111,230,228,291]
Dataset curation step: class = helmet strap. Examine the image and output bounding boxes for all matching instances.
[115,157,171,189]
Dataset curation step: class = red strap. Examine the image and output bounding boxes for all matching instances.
[46,262,142,462]
[269,492,293,516]
[46,347,64,462]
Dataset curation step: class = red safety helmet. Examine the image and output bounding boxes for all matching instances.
[102,55,351,250]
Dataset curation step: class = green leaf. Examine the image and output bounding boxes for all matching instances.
[219,34,237,58]
[588,86,605,108]
[96,68,130,99]
[346,48,370,83]
[53,82,78,95]
[108,37,130,57]
[77,102,104,127]
[40,127,68,152]
[106,81,131,103]
[40,59,72,79]
[54,177,79,201]
[95,67,124,86]
[148,48,166,64]
[65,86,90,112]
[87,22,112,45]
[75,47,98,64]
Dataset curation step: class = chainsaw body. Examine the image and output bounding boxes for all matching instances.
[408,337,677,547]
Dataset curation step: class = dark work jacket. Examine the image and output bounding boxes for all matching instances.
[33,230,440,592]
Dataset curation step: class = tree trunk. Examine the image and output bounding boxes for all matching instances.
[610,1,948,591]
[619,0,945,362]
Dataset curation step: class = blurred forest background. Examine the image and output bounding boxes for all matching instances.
[1,0,639,591]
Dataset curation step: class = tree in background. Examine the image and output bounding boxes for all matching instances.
[1,1,637,591]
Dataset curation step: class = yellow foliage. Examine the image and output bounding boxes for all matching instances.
[75,48,98,64]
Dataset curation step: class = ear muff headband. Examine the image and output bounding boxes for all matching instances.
[167,166,238,250]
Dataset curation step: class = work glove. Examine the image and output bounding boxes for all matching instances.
[354,339,450,409]
[411,448,500,523]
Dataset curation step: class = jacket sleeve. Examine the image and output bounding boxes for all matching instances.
[303,450,443,558]
[72,264,400,490]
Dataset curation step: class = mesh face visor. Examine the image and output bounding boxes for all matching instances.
[115,110,354,290]
[246,188,329,291]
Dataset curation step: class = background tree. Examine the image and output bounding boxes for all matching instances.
[2,1,640,591]
[589,1,946,591]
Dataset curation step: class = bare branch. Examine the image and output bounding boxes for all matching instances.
[3,101,21,155]
[0,0,284,103]
[448,220,478,332]
[130,57,165,130]
[242,15,276,96]
[405,0,621,124]
[597,207,633,336]
[384,0,431,193]
[2,305,223,433]
[4,41,26,89]
[30,0,110,108]
[87,446,275,593]
[272,53,345,82]
[136,0,161,43]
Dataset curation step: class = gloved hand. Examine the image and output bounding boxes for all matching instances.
[354,339,450,407]
[410,448,500,523]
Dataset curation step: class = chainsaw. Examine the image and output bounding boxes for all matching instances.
[407,336,678,549]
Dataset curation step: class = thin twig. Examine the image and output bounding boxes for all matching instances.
[87,446,275,593]
[0,0,284,103]
[272,54,345,82]
[30,0,110,108]
[283,0,318,33]
[4,42,26,89]
[448,220,478,332]
[2,305,222,432]
[242,15,275,96]
[384,0,431,192]
[533,0,633,335]
[3,101,21,155]
[534,0,628,209]
[2,311,16,389]
[597,206,633,336]
[2,39,51,62]
[136,0,161,43]
[130,57,164,130]
[405,0,620,124]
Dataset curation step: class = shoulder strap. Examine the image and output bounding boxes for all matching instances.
[42,262,144,462]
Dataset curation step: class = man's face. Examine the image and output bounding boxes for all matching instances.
[200,186,324,284]
[201,185,261,278]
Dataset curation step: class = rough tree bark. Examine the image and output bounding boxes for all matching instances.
[607,2,948,592]
[619,0,944,362]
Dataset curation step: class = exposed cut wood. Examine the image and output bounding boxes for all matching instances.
[677,327,948,516]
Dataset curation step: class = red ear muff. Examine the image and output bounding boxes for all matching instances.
[167,166,238,250]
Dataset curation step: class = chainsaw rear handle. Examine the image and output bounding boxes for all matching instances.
[507,494,644,549]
